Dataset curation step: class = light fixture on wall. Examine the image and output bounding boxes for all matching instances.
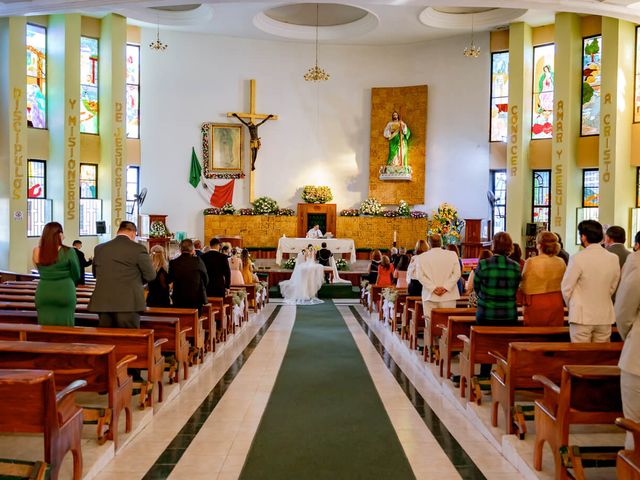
[149,19,168,52]
[463,14,480,58]
[304,4,330,82]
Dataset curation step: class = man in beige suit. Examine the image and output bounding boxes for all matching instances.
[561,220,620,342]
[615,230,640,448]
[414,234,461,327]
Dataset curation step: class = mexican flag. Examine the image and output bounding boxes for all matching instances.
[189,147,202,188]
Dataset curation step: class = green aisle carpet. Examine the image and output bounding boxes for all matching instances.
[240,301,415,480]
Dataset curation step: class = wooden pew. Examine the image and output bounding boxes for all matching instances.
[145,307,204,366]
[0,293,90,304]
[490,342,623,437]
[401,296,421,341]
[437,316,476,379]
[234,284,259,312]
[0,322,167,408]
[533,365,622,480]
[200,303,218,353]
[0,309,190,385]
[0,286,93,298]
[0,459,48,480]
[458,326,570,403]
[0,340,136,449]
[616,418,640,480]
[0,369,86,480]
[408,301,424,351]
[368,285,383,314]
[208,297,229,342]
[391,291,408,333]
[424,308,476,363]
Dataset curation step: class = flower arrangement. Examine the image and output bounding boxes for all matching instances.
[397,200,411,217]
[149,221,169,238]
[410,210,428,219]
[382,288,399,303]
[383,210,399,218]
[429,202,464,244]
[221,203,235,215]
[335,258,348,271]
[301,185,333,204]
[232,290,247,306]
[203,207,223,215]
[282,257,296,269]
[276,208,295,217]
[252,196,279,215]
[340,209,360,217]
[359,198,383,216]
[238,208,255,216]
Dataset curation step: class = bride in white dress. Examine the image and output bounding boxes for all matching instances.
[279,247,325,305]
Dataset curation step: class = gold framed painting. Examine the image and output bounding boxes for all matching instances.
[202,122,244,178]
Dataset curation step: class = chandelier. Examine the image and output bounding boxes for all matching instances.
[463,14,480,58]
[304,4,330,81]
[149,21,168,52]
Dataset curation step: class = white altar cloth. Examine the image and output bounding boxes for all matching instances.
[276,238,357,265]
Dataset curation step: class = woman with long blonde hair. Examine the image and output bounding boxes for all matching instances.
[146,245,171,307]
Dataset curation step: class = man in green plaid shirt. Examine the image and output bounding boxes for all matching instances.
[473,232,521,325]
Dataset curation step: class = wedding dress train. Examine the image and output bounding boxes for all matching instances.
[279,251,325,305]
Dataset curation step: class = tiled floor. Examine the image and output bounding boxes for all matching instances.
[6,300,615,479]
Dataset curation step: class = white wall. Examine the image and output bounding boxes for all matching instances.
[140,29,491,239]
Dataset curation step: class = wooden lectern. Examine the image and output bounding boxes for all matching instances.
[297,204,337,238]
[461,219,491,258]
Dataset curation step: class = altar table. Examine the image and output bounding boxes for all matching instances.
[276,238,357,265]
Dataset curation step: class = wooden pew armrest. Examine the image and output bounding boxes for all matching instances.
[532,374,560,395]
[488,350,507,367]
[616,417,640,450]
[435,324,447,330]
[488,351,508,380]
[154,338,169,348]
[56,379,88,403]
[457,334,470,344]
[116,354,138,384]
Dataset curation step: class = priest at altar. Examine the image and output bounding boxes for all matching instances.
[306,225,323,239]
[276,237,356,265]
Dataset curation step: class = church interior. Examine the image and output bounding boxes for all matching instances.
[1,0,640,479]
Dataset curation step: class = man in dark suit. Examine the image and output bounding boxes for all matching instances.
[605,225,631,269]
[88,221,156,328]
[318,242,333,283]
[201,237,231,297]
[73,240,92,285]
[169,239,209,313]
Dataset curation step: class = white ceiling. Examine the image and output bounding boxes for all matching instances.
[2,0,640,45]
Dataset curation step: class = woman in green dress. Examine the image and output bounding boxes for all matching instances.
[32,222,81,326]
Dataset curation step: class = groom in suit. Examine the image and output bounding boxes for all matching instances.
[201,237,231,297]
[89,221,156,329]
[318,242,332,283]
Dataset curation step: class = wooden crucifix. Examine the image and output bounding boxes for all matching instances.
[227,79,278,201]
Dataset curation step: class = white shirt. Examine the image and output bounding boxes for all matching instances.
[414,248,461,303]
[306,228,323,239]
[615,250,640,375]
[561,244,620,325]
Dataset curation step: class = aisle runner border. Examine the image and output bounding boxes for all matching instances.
[348,306,487,480]
[142,306,282,479]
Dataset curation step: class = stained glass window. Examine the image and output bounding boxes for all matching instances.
[80,37,99,134]
[532,170,551,226]
[126,166,140,223]
[126,44,140,139]
[26,24,47,129]
[490,51,509,142]
[27,160,51,237]
[583,169,599,207]
[532,44,555,139]
[635,27,640,123]
[79,164,101,236]
[491,170,507,234]
[581,36,602,136]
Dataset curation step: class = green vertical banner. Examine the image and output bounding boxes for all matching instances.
[189,147,201,188]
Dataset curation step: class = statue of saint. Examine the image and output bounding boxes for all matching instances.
[383,111,410,168]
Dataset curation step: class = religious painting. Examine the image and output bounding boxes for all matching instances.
[202,123,244,178]
[369,85,427,204]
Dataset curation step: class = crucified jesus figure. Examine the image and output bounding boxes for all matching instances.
[232,113,274,171]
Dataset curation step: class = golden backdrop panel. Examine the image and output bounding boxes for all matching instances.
[204,215,297,248]
[336,217,429,250]
[369,85,427,205]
